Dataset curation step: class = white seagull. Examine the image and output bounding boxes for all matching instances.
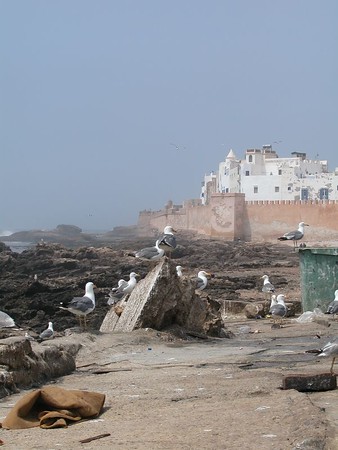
[39,322,54,340]
[59,281,96,329]
[317,341,338,374]
[326,290,338,319]
[134,240,165,261]
[194,270,212,291]
[107,272,140,305]
[261,275,275,299]
[157,226,177,256]
[269,294,287,324]
[176,266,183,277]
[277,222,309,249]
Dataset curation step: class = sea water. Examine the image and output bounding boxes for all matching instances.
[4,241,35,253]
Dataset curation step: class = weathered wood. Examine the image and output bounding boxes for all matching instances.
[282,372,337,391]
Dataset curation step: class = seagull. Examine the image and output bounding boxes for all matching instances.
[176,266,183,277]
[194,270,212,291]
[59,281,96,329]
[107,272,140,305]
[277,222,309,249]
[261,275,275,299]
[39,322,54,340]
[24,331,35,341]
[0,311,16,328]
[157,225,177,256]
[325,290,338,319]
[134,240,165,261]
[317,341,338,374]
[269,294,287,324]
[107,279,129,305]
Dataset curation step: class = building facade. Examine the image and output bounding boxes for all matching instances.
[201,145,338,205]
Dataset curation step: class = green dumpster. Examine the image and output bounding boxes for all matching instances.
[299,247,338,312]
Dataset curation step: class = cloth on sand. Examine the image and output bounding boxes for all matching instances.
[1,386,105,429]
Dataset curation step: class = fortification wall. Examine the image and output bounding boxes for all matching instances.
[138,198,338,244]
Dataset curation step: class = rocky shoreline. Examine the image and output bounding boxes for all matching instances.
[0,235,301,336]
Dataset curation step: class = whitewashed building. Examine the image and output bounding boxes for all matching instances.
[201,145,338,204]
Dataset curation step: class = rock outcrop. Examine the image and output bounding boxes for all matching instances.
[101,259,225,336]
[0,337,80,398]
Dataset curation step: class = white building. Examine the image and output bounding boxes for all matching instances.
[201,145,338,204]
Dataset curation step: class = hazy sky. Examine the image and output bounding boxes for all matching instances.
[1,1,337,232]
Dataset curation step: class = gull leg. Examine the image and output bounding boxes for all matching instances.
[330,357,336,375]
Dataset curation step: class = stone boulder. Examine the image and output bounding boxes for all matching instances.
[100,259,225,336]
[0,337,80,398]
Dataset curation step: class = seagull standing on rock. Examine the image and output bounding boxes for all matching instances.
[59,281,96,329]
[277,222,309,249]
[269,294,287,325]
[194,270,212,292]
[176,266,183,277]
[134,240,165,261]
[107,272,140,305]
[325,290,338,319]
[39,322,54,340]
[261,275,275,300]
[157,226,177,257]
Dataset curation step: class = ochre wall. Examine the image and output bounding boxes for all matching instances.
[138,197,338,243]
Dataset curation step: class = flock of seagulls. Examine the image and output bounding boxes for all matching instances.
[2,220,338,375]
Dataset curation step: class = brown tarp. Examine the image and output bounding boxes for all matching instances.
[1,386,106,429]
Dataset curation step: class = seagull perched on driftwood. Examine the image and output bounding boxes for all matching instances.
[277,222,309,249]
[59,281,96,329]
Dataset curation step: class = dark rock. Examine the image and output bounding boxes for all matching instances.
[282,372,337,392]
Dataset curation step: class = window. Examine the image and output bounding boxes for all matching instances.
[225,188,229,193]
[278,169,282,175]
[275,186,280,193]
[245,171,250,176]
[319,188,329,200]
[288,186,292,191]
[248,155,253,162]
[254,186,258,194]
[301,188,309,201]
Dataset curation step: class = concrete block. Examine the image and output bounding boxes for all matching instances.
[282,373,337,392]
